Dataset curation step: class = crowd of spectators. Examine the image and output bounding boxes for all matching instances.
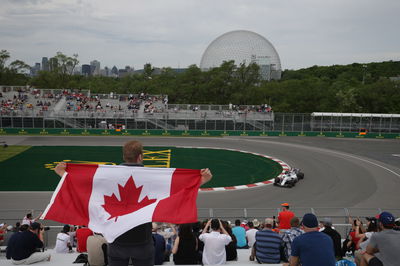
[2,206,399,266]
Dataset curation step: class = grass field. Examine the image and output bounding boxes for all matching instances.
[0,146,282,190]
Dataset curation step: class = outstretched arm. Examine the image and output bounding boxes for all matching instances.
[54,162,67,177]
[200,168,212,185]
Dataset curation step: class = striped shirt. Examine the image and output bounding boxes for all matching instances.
[255,229,283,264]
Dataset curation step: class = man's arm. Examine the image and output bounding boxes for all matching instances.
[54,162,67,177]
[202,220,211,234]
[365,244,379,255]
[289,256,300,266]
[200,168,212,185]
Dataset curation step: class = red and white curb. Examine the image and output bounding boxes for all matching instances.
[171,146,291,192]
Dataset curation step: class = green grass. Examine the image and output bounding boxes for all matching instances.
[0,146,282,191]
[0,145,31,162]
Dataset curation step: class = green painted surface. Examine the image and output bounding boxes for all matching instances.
[0,146,282,191]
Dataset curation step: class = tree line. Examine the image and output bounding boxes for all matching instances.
[1,50,399,113]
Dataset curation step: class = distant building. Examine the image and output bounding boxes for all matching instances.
[90,60,101,76]
[82,64,91,76]
[111,66,119,77]
[49,57,58,71]
[30,63,41,76]
[41,57,49,71]
[200,30,282,80]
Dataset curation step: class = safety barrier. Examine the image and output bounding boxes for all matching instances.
[0,127,399,139]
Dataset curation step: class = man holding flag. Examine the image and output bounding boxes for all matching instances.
[45,140,212,266]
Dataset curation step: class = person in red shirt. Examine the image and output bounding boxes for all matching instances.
[278,203,295,230]
[76,226,93,253]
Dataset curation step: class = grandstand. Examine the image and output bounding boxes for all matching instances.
[1,86,399,133]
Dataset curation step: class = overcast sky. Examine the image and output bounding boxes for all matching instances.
[1,0,399,70]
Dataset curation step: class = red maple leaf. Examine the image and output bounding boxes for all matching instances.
[102,176,157,222]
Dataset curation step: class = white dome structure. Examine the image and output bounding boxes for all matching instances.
[200,30,282,80]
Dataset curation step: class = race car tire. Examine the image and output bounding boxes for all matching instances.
[274,177,281,184]
[297,172,305,179]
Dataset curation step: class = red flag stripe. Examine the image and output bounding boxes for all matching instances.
[152,169,201,224]
[42,164,98,226]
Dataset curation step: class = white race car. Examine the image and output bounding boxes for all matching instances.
[273,168,304,188]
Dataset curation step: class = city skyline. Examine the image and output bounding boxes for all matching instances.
[1,0,400,71]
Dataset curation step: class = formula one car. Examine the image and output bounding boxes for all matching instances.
[273,168,304,188]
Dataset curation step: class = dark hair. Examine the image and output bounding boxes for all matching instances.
[20,224,29,231]
[211,219,220,231]
[62,224,71,233]
[235,219,241,226]
[179,224,195,240]
[248,221,254,228]
[284,206,289,210]
[26,213,32,219]
[221,221,233,236]
[366,219,378,232]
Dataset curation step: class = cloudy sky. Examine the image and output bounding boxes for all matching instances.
[1,0,399,70]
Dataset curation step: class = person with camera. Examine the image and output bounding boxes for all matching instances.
[6,222,51,264]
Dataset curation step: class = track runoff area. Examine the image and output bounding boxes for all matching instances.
[0,145,284,191]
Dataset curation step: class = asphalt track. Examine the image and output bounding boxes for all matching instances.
[0,136,399,214]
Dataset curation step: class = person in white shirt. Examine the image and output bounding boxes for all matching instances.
[199,219,232,265]
[55,225,72,253]
[21,213,41,226]
[246,221,258,248]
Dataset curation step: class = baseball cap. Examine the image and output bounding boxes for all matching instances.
[301,213,319,228]
[281,203,289,207]
[252,219,260,227]
[378,211,395,225]
[320,217,332,227]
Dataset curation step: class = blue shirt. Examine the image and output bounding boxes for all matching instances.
[6,231,43,261]
[291,231,336,266]
[255,229,282,264]
[232,226,247,248]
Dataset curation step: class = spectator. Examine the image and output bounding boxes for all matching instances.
[221,221,237,261]
[251,218,283,264]
[3,225,15,246]
[158,223,177,262]
[354,217,378,265]
[362,211,400,266]
[152,223,166,265]
[6,222,51,264]
[278,203,295,230]
[245,221,258,248]
[281,217,303,261]
[172,223,198,265]
[232,219,247,248]
[21,213,41,226]
[0,223,5,245]
[290,213,336,266]
[320,217,342,260]
[87,233,108,266]
[75,226,93,253]
[199,219,232,265]
[55,224,72,253]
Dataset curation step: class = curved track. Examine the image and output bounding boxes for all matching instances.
[1,136,399,211]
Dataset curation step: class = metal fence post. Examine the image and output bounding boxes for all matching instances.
[244,208,248,219]
[209,208,214,218]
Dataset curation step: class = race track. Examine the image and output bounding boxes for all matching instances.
[1,135,399,212]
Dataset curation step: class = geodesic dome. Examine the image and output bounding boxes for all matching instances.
[200,30,282,80]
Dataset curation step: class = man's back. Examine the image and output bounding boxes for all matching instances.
[255,229,282,264]
[291,231,336,266]
[6,231,43,260]
[199,231,232,265]
[369,229,400,266]
[278,210,295,229]
[246,228,258,248]
[232,226,247,248]
[321,227,342,258]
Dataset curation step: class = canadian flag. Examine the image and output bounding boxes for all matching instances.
[41,164,201,242]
